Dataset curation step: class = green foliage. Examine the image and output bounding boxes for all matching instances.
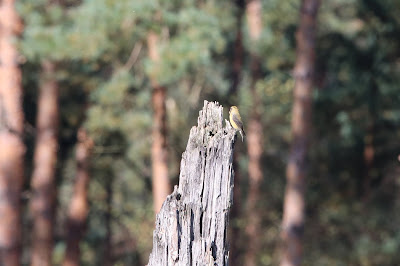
[18,0,400,265]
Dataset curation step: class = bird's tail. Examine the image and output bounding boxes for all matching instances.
[239,131,244,142]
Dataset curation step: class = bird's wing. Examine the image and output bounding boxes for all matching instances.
[232,115,243,130]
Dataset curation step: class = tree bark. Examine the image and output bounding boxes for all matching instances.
[103,175,113,266]
[229,0,245,96]
[147,101,236,266]
[30,60,59,266]
[147,31,171,214]
[229,3,246,265]
[229,153,243,266]
[280,1,320,266]
[229,2,245,265]
[0,1,25,265]
[244,116,263,266]
[63,129,93,266]
[244,1,263,265]
[363,82,377,201]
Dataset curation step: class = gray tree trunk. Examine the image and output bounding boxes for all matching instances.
[148,101,236,266]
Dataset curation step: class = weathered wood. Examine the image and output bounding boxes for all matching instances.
[148,101,236,266]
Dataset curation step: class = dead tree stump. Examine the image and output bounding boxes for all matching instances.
[148,101,237,266]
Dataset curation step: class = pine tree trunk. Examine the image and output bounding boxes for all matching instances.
[147,31,171,214]
[363,83,377,201]
[0,1,24,265]
[30,60,59,266]
[147,101,236,266]
[244,116,263,266]
[63,129,93,266]
[229,3,246,265]
[229,0,245,96]
[103,175,113,266]
[280,1,320,265]
[229,153,243,266]
[244,1,263,265]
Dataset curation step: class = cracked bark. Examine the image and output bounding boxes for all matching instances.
[147,101,236,266]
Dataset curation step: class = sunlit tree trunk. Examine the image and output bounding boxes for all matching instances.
[0,1,24,265]
[244,1,263,266]
[280,1,320,265]
[63,129,93,266]
[147,31,171,214]
[30,60,59,266]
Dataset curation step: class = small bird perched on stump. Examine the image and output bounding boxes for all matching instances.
[229,106,246,141]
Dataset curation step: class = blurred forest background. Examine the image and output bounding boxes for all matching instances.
[0,0,399,265]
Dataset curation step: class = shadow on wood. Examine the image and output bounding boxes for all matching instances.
[148,101,237,265]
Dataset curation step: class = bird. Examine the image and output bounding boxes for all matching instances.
[229,106,246,141]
